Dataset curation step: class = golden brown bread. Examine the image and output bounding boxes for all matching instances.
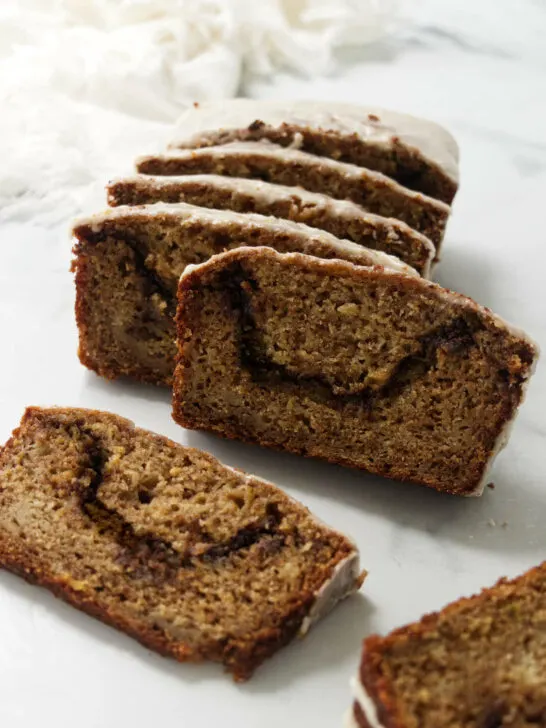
[0,407,364,680]
[351,562,546,728]
[172,246,538,496]
[71,203,412,386]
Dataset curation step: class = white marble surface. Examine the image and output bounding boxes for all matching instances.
[0,2,545,726]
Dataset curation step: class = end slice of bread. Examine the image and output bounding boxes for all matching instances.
[350,562,546,727]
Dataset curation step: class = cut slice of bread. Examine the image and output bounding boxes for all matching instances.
[0,407,364,680]
[71,203,415,386]
[349,562,546,728]
[135,142,450,253]
[107,174,435,276]
[172,246,538,496]
[168,100,459,204]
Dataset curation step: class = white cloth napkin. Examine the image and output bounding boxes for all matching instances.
[0,0,398,225]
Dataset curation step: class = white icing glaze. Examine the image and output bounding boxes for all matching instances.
[73,201,418,276]
[111,172,408,219]
[112,174,434,245]
[351,676,385,728]
[168,100,459,182]
[299,551,363,635]
[137,142,450,215]
[468,339,540,496]
[343,708,360,728]
[109,173,435,276]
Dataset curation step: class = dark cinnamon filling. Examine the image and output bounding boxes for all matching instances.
[77,428,285,583]
[220,264,487,412]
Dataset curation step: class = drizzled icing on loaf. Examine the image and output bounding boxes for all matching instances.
[169,99,459,183]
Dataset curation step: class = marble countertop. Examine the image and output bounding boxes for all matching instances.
[0,1,545,726]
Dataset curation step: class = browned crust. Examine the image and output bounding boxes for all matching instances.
[71,229,171,387]
[353,701,374,728]
[172,406,471,496]
[172,247,537,497]
[0,406,356,680]
[0,410,187,666]
[71,244,106,378]
[169,123,458,204]
[0,537,193,656]
[358,562,546,728]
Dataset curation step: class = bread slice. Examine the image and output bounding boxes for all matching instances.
[71,203,413,386]
[0,407,364,681]
[107,174,435,277]
[168,100,459,204]
[348,562,546,728]
[136,142,450,253]
[172,246,538,496]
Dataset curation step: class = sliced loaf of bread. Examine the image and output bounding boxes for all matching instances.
[136,142,450,253]
[71,203,414,385]
[107,174,435,276]
[168,100,459,203]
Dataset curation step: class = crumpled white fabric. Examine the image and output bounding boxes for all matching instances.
[0,0,398,225]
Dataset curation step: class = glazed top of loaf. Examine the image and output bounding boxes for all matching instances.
[137,142,451,218]
[108,173,434,247]
[73,201,419,276]
[169,99,459,183]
